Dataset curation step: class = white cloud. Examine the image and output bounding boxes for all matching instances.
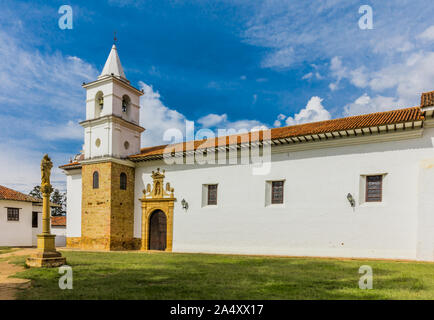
[372,36,414,54]
[243,1,434,119]
[0,140,70,193]
[275,97,331,127]
[0,29,97,193]
[139,82,189,147]
[368,52,434,104]
[273,113,286,127]
[332,51,434,112]
[286,97,331,125]
[198,112,266,132]
[38,121,83,141]
[418,25,434,41]
[349,66,369,88]
[329,56,347,91]
[302,72,313,80]
[139,82,268,146]
[261,47,295,69]
[198,114,228,127]
[243,1,432,70]
[343,94,399,117]
[0,31,97,115]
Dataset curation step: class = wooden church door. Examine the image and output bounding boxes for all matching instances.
[149,210,167,250]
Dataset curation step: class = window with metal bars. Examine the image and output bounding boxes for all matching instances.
[207,184,218,205]
[7,208,19,221]
[366,175,382,202]
[271,181,284,204]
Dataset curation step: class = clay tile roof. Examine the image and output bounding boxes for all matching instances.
[0,185,41,203]
[130,106,423,159]
[59,161,80,169]
[421,91,434,107]
[51,216,66,227]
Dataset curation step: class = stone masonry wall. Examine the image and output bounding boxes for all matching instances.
[81,161,135,250]
[109,162,135,250]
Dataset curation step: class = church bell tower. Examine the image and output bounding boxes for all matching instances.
[79,44,144,251]
[81,44,144,159]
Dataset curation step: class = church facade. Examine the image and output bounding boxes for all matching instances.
[61,45,434,261]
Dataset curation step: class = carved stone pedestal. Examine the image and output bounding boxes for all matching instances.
[26,235,66,268]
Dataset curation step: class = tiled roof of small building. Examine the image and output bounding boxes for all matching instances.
[51,216,66,227]
[0,185,41,202]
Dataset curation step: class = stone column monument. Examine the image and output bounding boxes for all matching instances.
[26,154,66,267]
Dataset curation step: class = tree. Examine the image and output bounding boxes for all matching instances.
[51,189,67,216]
[29,185,42,199]
[29,186,67,216]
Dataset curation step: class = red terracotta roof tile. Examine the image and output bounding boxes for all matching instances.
[421,91,434,107]
[59,161,80,169]
[130,106,423,159]
[51,216,66,226]
[0,185,41,202]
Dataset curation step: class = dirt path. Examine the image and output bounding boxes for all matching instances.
[0,248,35,300]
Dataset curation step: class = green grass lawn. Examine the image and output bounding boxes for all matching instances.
[0,246,15,255]
[9,250,434,300]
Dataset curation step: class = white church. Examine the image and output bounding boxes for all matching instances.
[61,44,434,262]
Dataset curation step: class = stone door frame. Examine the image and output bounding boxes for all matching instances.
[140,198,175,252]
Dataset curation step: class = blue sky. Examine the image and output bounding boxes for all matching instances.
[1,0,434,192]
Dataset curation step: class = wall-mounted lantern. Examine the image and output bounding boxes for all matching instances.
[181,198,189,210]
[347,193,355,207]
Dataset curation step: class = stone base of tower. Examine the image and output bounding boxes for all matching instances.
[66,237,81,248]
[80,236,140,251]
[81,160,136,252]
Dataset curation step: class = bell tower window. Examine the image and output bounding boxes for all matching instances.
[122,95,130,114]
[95,91,104,118]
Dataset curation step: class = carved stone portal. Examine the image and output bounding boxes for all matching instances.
[140,168,176,251]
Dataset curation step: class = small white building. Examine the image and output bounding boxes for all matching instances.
[61,45,434,261]
[0,185,43,246]
[51,216,66,247]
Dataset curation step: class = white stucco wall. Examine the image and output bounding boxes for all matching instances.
[416,157,434,261]
[0,200,42,246]
[52,226,67,247]
[66,169,82,238]
[133,127,434,261]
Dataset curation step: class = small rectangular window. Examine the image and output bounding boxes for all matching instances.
[32,212,38,228]
[271,181,284,204]
[366,175,382,202]
[207,184,218,205]
[7,208,19,221]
